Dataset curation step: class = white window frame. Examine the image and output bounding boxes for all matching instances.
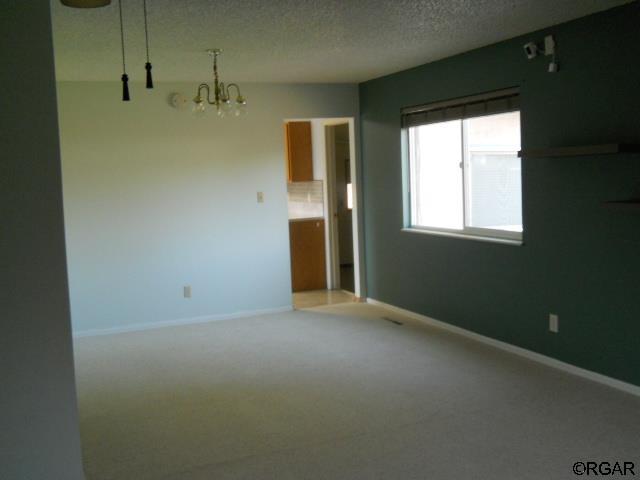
[401,90,523,245]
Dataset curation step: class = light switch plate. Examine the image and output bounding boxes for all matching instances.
[257,192,264,203]
[549,313,559,333]
[184,285,192,298]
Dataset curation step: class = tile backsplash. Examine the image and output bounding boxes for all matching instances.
[288,181,324,219]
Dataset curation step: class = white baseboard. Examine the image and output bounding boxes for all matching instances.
[73,305,294,339]
[367,298,640,397]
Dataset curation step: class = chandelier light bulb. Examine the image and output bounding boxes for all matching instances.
[193,96,206,115]
[221,99,233,113]
[234,102,247,117]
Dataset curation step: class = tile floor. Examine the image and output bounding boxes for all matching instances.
[292,289,356,309]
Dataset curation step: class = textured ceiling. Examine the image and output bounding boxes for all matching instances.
[51,0,631,83]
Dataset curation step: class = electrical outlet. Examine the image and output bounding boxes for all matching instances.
[257,192,264,203]
[549,313,559,333]
[184,285,192,298]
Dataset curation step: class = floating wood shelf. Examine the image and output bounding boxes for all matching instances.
[602,200,640,211]
[518,143,640,158]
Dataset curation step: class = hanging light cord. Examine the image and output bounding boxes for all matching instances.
[118,0,126,73]
[143,0,150,63]
[143,0,153,89]
[118,0,130,101]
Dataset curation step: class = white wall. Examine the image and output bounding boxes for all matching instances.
[0,2,85,479]
[57,82,358,334]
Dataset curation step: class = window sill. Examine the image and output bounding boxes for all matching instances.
[401,227,523,246]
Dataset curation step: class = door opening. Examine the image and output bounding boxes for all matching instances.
[284,117,363,310]
[327,124,354,293]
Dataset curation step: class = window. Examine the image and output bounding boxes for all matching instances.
[402,89,522,242]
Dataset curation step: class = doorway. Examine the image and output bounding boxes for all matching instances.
[284,117,363,309]
[326,123,354,293]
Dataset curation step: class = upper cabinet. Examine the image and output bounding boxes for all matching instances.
[285,121,313,182]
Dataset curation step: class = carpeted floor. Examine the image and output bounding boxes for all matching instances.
[73,303,640,480]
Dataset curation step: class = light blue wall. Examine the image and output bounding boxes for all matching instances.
[0,2,85,478]
[57,82,358,334]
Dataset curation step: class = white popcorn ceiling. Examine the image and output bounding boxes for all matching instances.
[51,0,631,83]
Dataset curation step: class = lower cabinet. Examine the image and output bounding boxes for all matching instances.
[289,219,327,292]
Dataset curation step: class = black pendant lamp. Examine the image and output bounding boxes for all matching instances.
[143,0,153,89]
[118,0,130,101]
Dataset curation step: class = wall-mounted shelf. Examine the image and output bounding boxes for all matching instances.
[518,143,640,158]
[602,199,640,212]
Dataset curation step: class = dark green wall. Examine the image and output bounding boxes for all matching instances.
[359,2,640,386]
[0,2,84,478]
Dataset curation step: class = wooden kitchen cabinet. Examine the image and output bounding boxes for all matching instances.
[289,219,326,292]
[285,121,313,182]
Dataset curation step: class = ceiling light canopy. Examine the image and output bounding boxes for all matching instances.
[193,49,247,118]
[60,0,111,7]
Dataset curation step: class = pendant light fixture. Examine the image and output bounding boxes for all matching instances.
[143,0,153,89]
[193,49,247,117]
[117,0,130,101]
[63,0,155,101]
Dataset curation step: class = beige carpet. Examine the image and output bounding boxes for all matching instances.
[73,303,640,480]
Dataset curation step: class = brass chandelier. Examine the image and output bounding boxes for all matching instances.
[193,49,247,117]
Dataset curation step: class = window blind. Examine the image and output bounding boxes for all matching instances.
[401,87,520,128]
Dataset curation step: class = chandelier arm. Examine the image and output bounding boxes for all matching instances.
[226,83,242,98]
[196,83,216,105]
